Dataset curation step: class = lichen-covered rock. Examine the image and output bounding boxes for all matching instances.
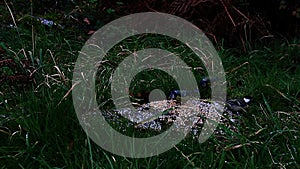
[113,98,249,138]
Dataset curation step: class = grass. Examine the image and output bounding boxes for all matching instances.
[1,4,300,169]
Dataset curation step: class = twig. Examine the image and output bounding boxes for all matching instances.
[224,141,261,150]
[219,0,236,27]
[4,0,17,27]
[232,6,249,20]
[57,81,80,106]
[174,145,195,167]
[264,84,292,102]
[225,61,249,74]
[143,0,158,12]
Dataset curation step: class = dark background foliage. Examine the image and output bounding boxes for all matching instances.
[3,0,299,50]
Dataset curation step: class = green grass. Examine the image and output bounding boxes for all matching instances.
[1,5,300,169]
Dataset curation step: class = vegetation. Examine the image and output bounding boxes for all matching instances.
[0,0,299,168]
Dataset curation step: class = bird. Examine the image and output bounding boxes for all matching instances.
[168,77,222,100]
[168,89,200,100]
[225,96,252,113]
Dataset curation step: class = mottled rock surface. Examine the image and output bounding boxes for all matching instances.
[112,99,243,138]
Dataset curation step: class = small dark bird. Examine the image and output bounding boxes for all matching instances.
[225,96,252,113]
[200,77,222,87]
[168,89,200,100]
[200,77,210,87]
[168,90,181,100]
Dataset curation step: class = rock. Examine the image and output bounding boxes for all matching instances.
[112,97,250,138]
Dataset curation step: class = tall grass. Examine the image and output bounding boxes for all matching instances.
[0,3,300,169]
